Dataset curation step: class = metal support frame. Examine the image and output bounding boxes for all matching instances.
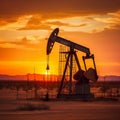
[57,48,81,98]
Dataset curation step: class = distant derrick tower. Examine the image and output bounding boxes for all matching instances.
[58,45,77,94]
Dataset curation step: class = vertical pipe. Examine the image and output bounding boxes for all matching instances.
[69,47,73,94]
[82,56,87,71]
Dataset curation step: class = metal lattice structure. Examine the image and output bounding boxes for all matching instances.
[58,45,77,94]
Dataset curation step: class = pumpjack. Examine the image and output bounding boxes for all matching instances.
[46,28,98,100]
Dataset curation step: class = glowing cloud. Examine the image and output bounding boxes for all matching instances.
[0,15,32,30]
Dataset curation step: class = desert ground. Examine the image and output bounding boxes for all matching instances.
[0,89,120,120]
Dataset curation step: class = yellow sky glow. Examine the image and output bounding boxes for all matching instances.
[0,0,120,76]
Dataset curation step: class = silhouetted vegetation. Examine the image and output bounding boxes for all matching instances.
[0,80,120,100]
[16,103,50,111]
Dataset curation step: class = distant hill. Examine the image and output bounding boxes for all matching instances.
[0,74,120,81]
[98,75,120,81]
[0,74,27,81]
[0,74,58,81]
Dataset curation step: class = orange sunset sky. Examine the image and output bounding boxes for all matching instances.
[0,0,120,76]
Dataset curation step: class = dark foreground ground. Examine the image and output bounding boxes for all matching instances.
[0,88,120,120]
[0,99,120,120]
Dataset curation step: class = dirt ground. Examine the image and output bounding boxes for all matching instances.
[0,89,120,120]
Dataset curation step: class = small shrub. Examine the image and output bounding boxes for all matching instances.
[36,104,50,110]
[17,103,50,111]
[17,103,36,111]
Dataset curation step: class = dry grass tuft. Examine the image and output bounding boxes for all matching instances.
[16,103,50,111]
